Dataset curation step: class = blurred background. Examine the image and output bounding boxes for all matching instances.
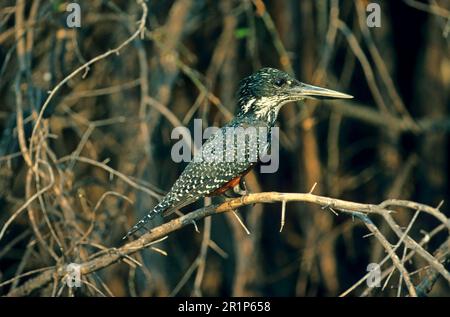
[0,0,449,296]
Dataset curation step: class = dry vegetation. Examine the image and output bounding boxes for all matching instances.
[0,0,449,296]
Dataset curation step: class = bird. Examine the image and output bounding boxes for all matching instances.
[124,67,352,239]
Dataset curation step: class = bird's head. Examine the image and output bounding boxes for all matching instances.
[236,67,353,124]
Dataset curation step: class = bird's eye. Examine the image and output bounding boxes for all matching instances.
[274,78,287,87]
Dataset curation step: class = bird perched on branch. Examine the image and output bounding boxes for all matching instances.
[124,67,352,239]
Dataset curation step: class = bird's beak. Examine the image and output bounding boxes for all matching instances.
[290,82,353,100]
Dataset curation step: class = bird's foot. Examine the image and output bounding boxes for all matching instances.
[233,178,249,196]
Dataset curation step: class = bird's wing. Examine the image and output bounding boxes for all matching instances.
[167,129,252,194]
[161,196,198,217]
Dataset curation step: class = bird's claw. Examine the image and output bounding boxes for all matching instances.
[233,178,249,196]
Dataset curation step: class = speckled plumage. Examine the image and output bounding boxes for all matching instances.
[161,115,269,201]
[125,114,272,238]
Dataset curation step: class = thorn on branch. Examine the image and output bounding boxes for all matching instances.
[150,246,168,256]
[109,247,142,268]
[191,220,200,233]
[321,201,338,216]
[231,210,250,235]
[279,200,286,232]
[362,232,375,239]
[82,66,90,79]
[309,182,317,194]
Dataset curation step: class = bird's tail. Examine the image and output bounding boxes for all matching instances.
[122,200,172,240]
